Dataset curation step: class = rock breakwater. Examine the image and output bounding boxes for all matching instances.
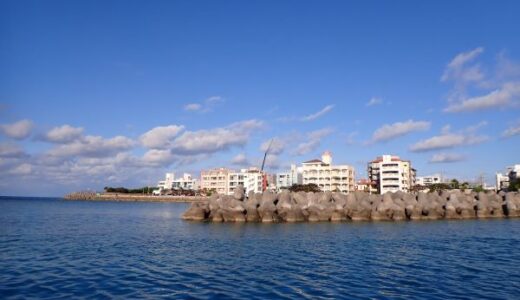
[182,187,520,222]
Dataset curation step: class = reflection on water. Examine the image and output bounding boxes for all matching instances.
[1,197,519,299]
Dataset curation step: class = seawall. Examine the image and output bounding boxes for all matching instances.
[64,192,207,203]
[183,188,520,222]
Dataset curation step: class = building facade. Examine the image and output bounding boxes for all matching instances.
[368,154,416,194]
[154,172,199,195]
[200,168,233,195]
[276,164,303,191]
[228,167,264,195]
[157,172,175,190]
[355,179,373,192]
[301,151,355,193]
[496,164,520,191]
[172,173,199,190]
[416,174,442,186]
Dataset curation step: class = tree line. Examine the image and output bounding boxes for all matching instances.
[103,186,158,194]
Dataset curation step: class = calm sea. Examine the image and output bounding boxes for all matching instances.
[1,197,519,299]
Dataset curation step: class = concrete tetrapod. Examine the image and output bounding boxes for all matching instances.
[182,190,520,222]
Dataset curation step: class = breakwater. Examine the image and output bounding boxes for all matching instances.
[182,187,520,222]
[64,191,207,203]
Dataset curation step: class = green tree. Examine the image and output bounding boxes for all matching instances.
[473,185,485,193]
[508,178,520,192]
[428,183,451,193]
[450,179,460,189]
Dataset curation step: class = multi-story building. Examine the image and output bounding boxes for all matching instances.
[154,172,199,195]
[368,154,416,194]
[172,173,199,190]
[301,151,355,193]
[200,168,233,195]
[276,164,302,191]
[266,174,278,192]
[496,164,520,191]
[416,174,442,186]
[228,167,264,195]
[157,172,175,190]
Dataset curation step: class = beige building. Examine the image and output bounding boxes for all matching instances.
[228,167,264,195]
[201,167,266,195]
[301,151,355,193]
[200,168,233,195]
[355,179,373,192]
[368,154,416,194]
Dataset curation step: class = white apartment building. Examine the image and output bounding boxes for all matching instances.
[157,172,175,190]
[276,164,302,191]
[496,164,520,191]
[301,151,355,193]
[200,168,232,195]
[172,173,200,190]
[416,174,442,186]
[228,167,264,195]
[368,155,416,194]
[154,172,199,194]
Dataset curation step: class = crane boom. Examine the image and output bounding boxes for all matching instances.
[260,139,273,192]
[261,139,273,172]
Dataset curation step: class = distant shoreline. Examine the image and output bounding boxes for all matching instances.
[64,192,208,203]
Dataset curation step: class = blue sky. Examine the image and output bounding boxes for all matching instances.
[1,0,519,196]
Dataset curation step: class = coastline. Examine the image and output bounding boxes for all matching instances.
[64,192,207,203]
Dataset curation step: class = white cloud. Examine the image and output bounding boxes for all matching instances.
[184,103,202,111]
[446,47,484,69]
[441,125,451,134]
[429,153,466,163]
[496,52,520,79]
[0,143,28,158]
[44,125,84,143]
[370,120,431,143]
[301,105,334,121]
[142,149,176,166]
[441,47,484,82]
[263,153,280,170]
[231,153,250,166]
[502,124,520,138]
[48,135,136,158]
[170,119,263,155]
[0,120,266,193]
[260,137,286,155]
[444,82,520,112]
[441,48,520,112]
[410,133,488,152]
[293,128,334,156]
[0,119,33,140]
[183,96,224,112]
[140,125,185,149]
[345,131,358,145]
[463,121,488,133]
[8,163,32,175]
[366,97,383,107]
[205,96,223,104]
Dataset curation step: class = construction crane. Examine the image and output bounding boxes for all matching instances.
[260,139,273,192]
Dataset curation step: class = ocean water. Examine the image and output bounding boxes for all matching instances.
[1,197,519,299]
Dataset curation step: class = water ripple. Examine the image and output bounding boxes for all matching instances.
[1,197,520,299]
